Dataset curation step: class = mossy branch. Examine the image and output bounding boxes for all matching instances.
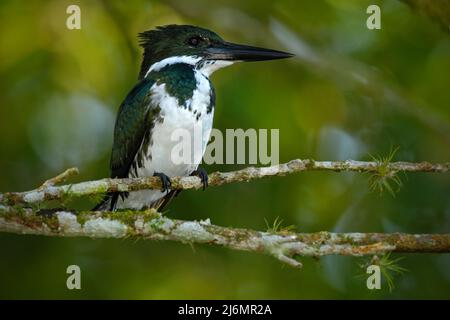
[0,158,449,268]
[1,158,449,206]
[1,206,449,268]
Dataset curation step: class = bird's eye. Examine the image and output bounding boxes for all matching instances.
[188,36,202,47]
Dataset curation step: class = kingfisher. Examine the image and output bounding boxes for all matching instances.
[95,25,293,211]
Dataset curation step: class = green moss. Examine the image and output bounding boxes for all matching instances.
[76,208,159,228]
[304,159,315,169]
[206,224,253,243]
[0,205,23,220]
[234,230,254,243]
[2,193,24,206]
[341,233,358,245]
[147,216,172,233]
[236,171,252,182]
[0,206,60,232]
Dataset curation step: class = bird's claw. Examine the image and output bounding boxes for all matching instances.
[153,172,171,193]
[36,208,65,217]
[191,167,208,191]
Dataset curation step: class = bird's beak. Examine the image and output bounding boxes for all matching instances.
[205,41,294,62]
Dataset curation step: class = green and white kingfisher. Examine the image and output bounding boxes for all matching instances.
[95,25,293,211]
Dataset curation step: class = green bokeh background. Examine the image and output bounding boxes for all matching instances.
[0,0,449,299]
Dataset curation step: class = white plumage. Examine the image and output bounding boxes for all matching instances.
[116,57,228,209]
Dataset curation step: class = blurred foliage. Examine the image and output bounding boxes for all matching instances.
[0,0,449,299]
[401,0,450,32]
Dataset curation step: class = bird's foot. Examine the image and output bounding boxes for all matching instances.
[191,167,208,191]
[36,208,67,217]
[153,172,171,193]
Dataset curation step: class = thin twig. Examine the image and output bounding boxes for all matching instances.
[39,167,79,190]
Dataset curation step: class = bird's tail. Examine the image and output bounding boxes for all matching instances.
[92,192,119,211]
[92,191,179,212]
[149,189,182,212]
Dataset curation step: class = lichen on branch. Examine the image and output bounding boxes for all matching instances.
[1,205,449,268]
[1,158,448,206]
[0,158,449,268]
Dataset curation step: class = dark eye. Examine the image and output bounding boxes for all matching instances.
[188,36,202,47]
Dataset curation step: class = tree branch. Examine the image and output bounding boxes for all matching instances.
[1,158,449,268]
[1,159,449,206]
[1,206,449,268]
[39,167,79,190]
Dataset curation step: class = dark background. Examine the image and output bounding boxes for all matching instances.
[0,0,449,298]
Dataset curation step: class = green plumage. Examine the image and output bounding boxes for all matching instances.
[110,63,198,179]
[155,64,197,107]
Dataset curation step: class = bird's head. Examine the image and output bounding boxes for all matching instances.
[138,24,293,79]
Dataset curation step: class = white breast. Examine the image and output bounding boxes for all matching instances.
[116,70,213,209]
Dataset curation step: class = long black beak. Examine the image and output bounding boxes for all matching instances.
[205,41,294,62]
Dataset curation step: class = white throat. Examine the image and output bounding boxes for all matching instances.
[145,55,235,78]
[197,60,234,77]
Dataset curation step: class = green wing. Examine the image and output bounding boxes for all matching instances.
[110,77,159,179]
